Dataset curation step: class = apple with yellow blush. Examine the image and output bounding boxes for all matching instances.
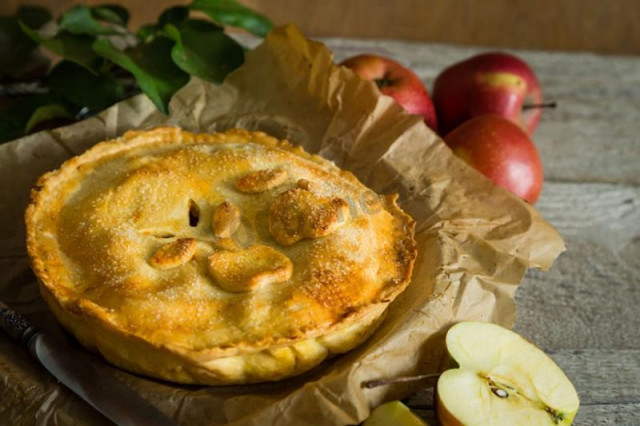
[433,52,546,136]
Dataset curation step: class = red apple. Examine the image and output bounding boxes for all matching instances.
[444,115,543,204]
[433,52,544,136]
[340,54,438,132]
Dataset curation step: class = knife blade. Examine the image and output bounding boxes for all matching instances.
[0,300,178,426]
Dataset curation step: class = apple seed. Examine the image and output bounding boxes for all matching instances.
[491,388,509,398]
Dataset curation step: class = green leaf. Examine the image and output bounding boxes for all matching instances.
[59,5,119,36]
[0,95,71,143]
[19,22,100,72]
[93,37,190,114]
[25,103,73,133]
[136,6,189,43]
[0,7,51,79]
[136,24,156,43]
[0,17,31,54]
[190,0,273,37]
[165,20,244,83]
[92,5,129,26]
[0,101,32,143]
[47,60,125,110]
[16,6,52,28]
[159,6,190,28]
[0,22,33,78]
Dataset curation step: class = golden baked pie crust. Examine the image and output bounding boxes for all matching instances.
[26,127,417,385]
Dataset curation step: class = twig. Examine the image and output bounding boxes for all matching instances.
[0,77,140,98]
[361,373,441,389]
[0,81,48,97]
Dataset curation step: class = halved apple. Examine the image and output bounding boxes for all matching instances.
[437,321,579,425]
[364,401,428,426]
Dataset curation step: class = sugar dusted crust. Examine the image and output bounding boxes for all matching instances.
[26,127,417,385]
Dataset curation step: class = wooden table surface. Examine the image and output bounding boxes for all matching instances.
[322,38,640,425]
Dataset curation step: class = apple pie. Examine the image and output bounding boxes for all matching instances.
[26,127,417,385]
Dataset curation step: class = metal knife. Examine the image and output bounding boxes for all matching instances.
[0,300,178,426]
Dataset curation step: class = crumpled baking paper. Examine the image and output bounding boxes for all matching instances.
[0,25,564,425]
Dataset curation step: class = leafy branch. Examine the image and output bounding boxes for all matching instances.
[0,1,273,143]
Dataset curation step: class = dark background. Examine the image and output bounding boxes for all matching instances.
[3,0,639,55]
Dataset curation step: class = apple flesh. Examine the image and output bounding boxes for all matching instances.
[340,54,438,132]
[437,322,580,426]
[364,401,428,426]
[433,52,543,135]
[444,115,543,204]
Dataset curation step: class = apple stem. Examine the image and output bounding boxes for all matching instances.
[522,101,557,110]
[361,373,441,389]
[374,73,394,89]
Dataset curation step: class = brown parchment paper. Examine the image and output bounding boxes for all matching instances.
[0,25,564,426]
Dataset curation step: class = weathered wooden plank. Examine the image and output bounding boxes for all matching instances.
[323,38,640,185]
[548,350,640,407]
[534,182,639,242]
[515,182,640,350]
[516,251,639,351]
[571,404,640,426]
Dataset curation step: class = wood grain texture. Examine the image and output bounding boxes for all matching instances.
[548,350,640,407]
[3,0,640,54]
[515,182,640,351]
[573,404,640,426]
